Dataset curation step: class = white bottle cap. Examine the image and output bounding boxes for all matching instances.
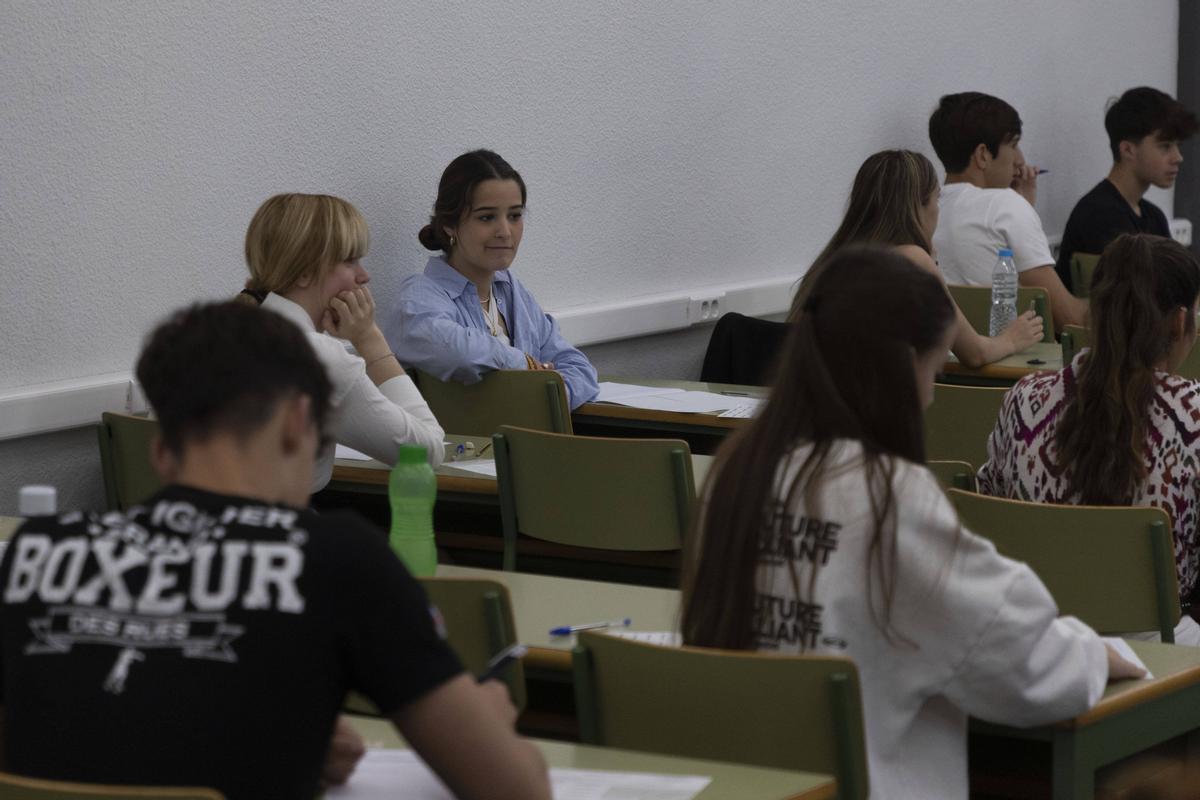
[18,485,57,516]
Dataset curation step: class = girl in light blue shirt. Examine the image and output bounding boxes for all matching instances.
[388,150,599,409]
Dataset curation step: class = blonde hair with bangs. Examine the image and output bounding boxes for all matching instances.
[242,193,369,296]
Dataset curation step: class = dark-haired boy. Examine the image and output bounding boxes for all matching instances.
[1056,87,1198,289]
[929,92,1087,330]
[0,302,549,800]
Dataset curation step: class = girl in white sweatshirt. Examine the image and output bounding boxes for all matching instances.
[681,246,1142,799]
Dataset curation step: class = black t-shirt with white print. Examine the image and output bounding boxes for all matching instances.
[0,485,462,800]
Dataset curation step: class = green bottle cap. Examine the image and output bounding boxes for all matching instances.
[396,445,427,464]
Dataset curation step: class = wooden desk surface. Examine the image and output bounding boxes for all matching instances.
[0,516,21,540]
[434,566,1200,739]
[332,446,715,497]
[941,341,1062,382]
[434,565,680,670]
[1067,639,1200,728]
[346,714,836,800]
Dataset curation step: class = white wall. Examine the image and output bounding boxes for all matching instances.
[0,0,1180,510]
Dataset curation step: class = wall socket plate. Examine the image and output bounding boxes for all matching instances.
[1170,218,1193,247]
[688,293,725,323]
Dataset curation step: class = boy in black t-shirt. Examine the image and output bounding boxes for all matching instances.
[1057,87,1198,289]
[0,303,550,800]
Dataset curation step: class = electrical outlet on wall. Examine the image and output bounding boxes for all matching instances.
[1170,218,1193,247]
[688,293,725,323]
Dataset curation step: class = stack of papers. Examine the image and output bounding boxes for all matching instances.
[327,749,712,799]
[596,382,761,415]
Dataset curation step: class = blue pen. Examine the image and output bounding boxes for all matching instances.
[549,618,632,637]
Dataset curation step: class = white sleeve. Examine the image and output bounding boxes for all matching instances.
[889,465,1106,726]
[993,191,1055,272]
[316,335,446,468]
[942,568,1107,726]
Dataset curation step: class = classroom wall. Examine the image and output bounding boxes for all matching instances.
[0,1,1181,513]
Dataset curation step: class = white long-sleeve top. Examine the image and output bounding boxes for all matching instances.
[262,293,445,491]
[755,440,1107,799]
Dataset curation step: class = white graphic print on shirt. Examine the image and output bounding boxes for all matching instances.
[3,499,308,691]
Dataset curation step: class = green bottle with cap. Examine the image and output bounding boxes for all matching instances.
[388,445,438,577]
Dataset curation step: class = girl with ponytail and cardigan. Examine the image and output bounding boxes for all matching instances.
[980,233,1200,645]
[389,150,599,409]
[682,246,1141,799]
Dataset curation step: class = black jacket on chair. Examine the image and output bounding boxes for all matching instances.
[699,312,790,386]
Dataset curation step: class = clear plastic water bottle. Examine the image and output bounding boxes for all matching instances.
[989,248,1018,336]
[19,485,56,516]
[388,446,438,577]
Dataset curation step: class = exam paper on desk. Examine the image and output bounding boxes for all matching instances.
[595,382,744,414]
[442,458,498,478]
[326,749,711,800]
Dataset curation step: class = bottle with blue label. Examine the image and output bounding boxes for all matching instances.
[989,248,1018,337]
[388,445,438,577]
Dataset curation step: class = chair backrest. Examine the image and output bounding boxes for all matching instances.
[493,426,692,571]
[924,384,1008,469]
[97,412,162,511]
[0,772,223,799]
[1069,252,1102,298]
[1060,324,1090,364]
[926,460,976,492]
[573,631,869,799]
[419,577,526,709]
[946,284,1055,343]
[415,369,572,436]
[699,312,791,386]
[947,489,1180,641]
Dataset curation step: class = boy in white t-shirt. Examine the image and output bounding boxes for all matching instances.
[929,92,1087,331]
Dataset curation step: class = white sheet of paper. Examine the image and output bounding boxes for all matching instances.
[334,444,372,461]
[595,382,744,414]
[717,399,764,418]
[443,459,498,478]
[327,749,712,800]
[611,630,683,647]
[1101,637,1154,679]
[596,382,687,403]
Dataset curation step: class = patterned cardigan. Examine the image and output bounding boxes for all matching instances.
[977,353,1200,600]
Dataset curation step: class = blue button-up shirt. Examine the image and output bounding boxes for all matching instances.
[387,256,599,409]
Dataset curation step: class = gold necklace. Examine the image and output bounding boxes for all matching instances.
[479,294,500,337]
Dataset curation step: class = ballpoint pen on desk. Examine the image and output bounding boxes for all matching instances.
[477,441,493,456]
[549,618,632,637]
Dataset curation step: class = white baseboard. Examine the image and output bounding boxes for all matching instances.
[0,373,147,442]
[553,275,796,347]
[0,276,797,441]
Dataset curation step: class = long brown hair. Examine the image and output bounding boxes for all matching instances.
[789,150,939,321]
[683,246,956,650]
[1056,234,1200,503]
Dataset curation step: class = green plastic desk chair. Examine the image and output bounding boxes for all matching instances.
[419,577,526,710]
[414,369,571,437]
[344,576,526,714]
[1060,324,1090,364]
[96,412,162,511]
[0,772,223,799]
[947,489,1180,642]
[572,630,869,800]
[1069,252,1102,298]
[947,284,1055,343]
[924,384,1008,470]
[926,459,977,492]
[492,426,692,572]
[1060,324,1200,380]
